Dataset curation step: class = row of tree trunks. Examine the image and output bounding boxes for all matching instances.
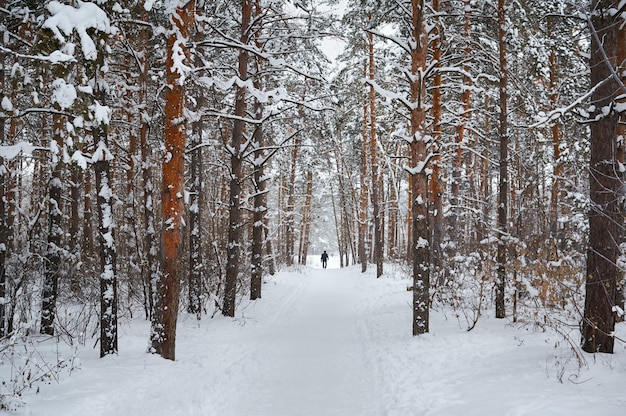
[334,129,356,266]
[449,0,473,247]
[450,0,465,234]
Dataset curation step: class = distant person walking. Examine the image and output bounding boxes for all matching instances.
[321,250,329,269]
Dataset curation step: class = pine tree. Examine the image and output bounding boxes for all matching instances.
[581,0,621,354]
[495,0,508,319]
[150,0,195,360]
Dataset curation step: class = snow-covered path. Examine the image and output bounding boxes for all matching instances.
[15,263,626,416]
[213,267,383,416]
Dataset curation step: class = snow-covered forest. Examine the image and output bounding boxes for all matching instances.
[0,0,625,413]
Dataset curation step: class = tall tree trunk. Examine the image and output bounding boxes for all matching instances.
[188,99,203,316]
[124,115,139,307]
[41,112,63,336]
[406,172,413,263]
[615,11,626,323]
[495,0,508,319]
[548,48,562,239]
[387,166,398,259]
[250,0,268,299]
[139,8,155,321]
[188,12,206,315]
[359,61,369,273]
[429,0,443,284]
[263,221,276,276]
[478,95,491,244]
[0,27,7,336]
[93,124,118,357]
[150,0,195,360]
[223,0,250,317]
[330,181,344,267]
[335,137,356,265]
[299,171,314,265]
[410,0,430,336]
[581,0,620,353]
[368,32,383,278]
[450,0,473,238]
[285,142,299,265]
[250,121,266,297]
[84,164,94,254]
[69,164,82,293]
[5,118,17,317]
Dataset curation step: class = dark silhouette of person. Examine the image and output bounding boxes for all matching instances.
[321,250,329,269]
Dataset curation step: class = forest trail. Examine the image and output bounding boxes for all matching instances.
[210,266,385,416]
[17,262,626,416]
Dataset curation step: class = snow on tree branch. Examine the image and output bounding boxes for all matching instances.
[0,142,46,161]
[43,1,115,61]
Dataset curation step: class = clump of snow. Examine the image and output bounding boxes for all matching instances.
[170,39,191,85]
[51,78,77,110]
[91,140,114,162]
[0,142,41,160]
[1,96,13,112]
[43,1,116,61]
[46,49,76,64]
[89,101,112,126]
[71,150,88,170]
[144,0,156,12]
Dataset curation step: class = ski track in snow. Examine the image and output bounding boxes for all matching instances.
[13,262,626,416]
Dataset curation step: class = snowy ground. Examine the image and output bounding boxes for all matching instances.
[6,257,626,415]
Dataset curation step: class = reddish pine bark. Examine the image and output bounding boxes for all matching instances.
[150,0,195,360]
